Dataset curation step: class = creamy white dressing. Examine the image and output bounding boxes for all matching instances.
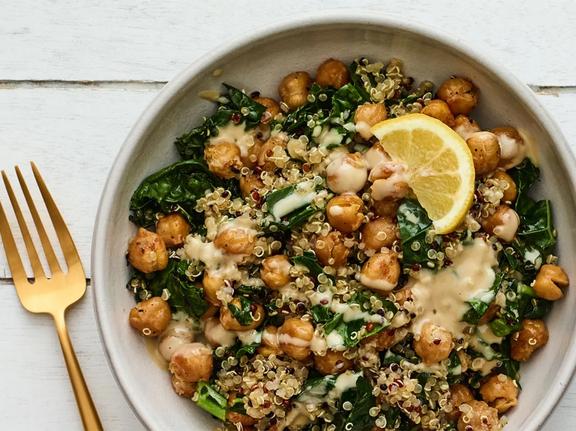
[309,289,334,306]
[330,301,385,323]
[278,333,311,347]
[326,331,346,350]
[358,274,396,292]
[477,324,503,345]
[410,239,497,339]
[492,207,520,242]
[310,333,328,355]
[326,153,368,194]
[369,162,410,201]
[182,235,243,280]
[237,329,262,345]
[270,181,317,220]
[498,133,526,169]
[329,371,362,399]
[279,285,308,302]
[363,143,390,169]
[316,126,344,148]
[210,122,255,158]
[355,121,373,140]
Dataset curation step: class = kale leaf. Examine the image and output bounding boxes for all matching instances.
[510,158,540,215]
[175,84,265,160]
[397,199,435,266]
[310,304,335,324]
[195,382,227,421]
[334,376,376,431]
[228,296,256,326]
[291,251,325,282]
[462,273,504,325]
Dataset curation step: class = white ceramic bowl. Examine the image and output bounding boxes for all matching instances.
[93,12,576,430]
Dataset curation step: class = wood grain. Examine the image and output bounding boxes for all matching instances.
[0,0,575,85]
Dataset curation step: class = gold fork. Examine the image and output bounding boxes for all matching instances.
[0,162,103,431]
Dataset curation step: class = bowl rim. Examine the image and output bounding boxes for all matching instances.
[92,10,576,431]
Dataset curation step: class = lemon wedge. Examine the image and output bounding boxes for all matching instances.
[371,113,475,234]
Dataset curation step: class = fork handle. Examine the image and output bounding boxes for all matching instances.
[53,311,104,431]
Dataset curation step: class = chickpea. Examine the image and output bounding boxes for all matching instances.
[315,58,349,89]
[511,319,549,362]
[260,255,292,289]
[457,400,499,431]
[437,77,479,115]
[314,231,350,267]
[203,316,237,348]
[448,384,474,421]
[467,131,501,176]
[219,298,265,331]
[214,226,256,255]
[202,271,224,306]
[326,153,368,194]
[171,374,196,398]
[453,114,481,140]
[204,141,242,179]
[359,249,401,292]
[169,342,213,382]
[369,162,410,201]
[127,228,168,273]
[326,193,364,233]
[278,318,314,361]
[491,170,517,203]
[278,71,312,110]
[257,135,287,171]
[373,199,399,218]
[239,173,264,199]
[491,126,525,169]
[421,99,455,126]
[480,374,519,413]
[481,205,520,242]
[314,349,353,375]
[533,264,569,301]
[258,326,282,356]
[364,328,398,351]
[413,323,453,364]
[354,103,387,139]
[361,216,398,250]
[227,395,257,426]
[156,213,190,248]
[158,320,194,361]
[253,96,281,120]
[129,297,171,337]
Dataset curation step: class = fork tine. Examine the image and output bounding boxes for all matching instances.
[15,165,63,275]
[29,162,83,271]
[0,178,29,286]
[2,171,46,280]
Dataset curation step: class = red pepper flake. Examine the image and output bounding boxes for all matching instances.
[365,322,375,332]
[232,113,242,124]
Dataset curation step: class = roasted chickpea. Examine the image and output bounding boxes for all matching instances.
[253,96,281,120]
[314,231,350,267]
[129,297,172,337]
[204,316,237,348]
[437,77,479,115]
[369,162,410,201]
[278,318,314,361]
[260,255,292,289]
[457,400,499,431]
[214,226,256,255]
[491,170,517,203]
[127,228,168,273]
[326,193,364,233]
[202,271,225,306]
[448,384,475,421]
[315,58,349,89]
[359,249,401,292]
[169,342,213,382]
[511,319,549,362]
[491,126,525,169]
[258,326,282,356]
[227,395,257,426]
[279,71,312,110]
[326,153,368,194]
[373,199,399,218]
[156,213,190,248]
[361,216,398,250]
[421,99,455,126]
[219,298,265,331]
[239,173,264,199]
[171,374,196,397]
[364,328,398,351]
[480,374,519,413]
[481,205,520,243]
[453,114,481,140]
[314,349,353,375]
[466,131,501,176]
[204,141,242,179]
[158,320,195,360]
[533,264,569,301]
[354,103,387,139]
[414,323,453,364]
[257,135,288,171]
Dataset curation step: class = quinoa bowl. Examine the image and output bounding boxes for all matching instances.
[92,12,576,431]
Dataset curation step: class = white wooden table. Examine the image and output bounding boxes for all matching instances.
[1,1,575,429]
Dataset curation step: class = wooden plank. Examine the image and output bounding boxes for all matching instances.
[0,0,575,85]
[0,87,575,278]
